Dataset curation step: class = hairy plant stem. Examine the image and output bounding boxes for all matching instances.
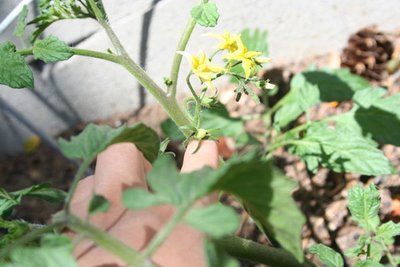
[65,214,152,267]
[167,0,209,98]
[186,73,201,128]
[64,159,93,212]
[87,0,193,137]
[167,18,196,98]
[0,223,61,260]
[379,240,397,267]
[216,236,316,267]
[141,207,189,260]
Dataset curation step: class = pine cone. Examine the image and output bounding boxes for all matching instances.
[341,26,394,81]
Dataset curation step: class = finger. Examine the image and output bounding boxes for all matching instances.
[94,143,148,201]
[181,140,219,173]
[181,140,219,206]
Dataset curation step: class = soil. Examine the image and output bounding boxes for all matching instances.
[1,27,400,266]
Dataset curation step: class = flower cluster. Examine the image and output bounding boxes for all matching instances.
[181,31,273,91]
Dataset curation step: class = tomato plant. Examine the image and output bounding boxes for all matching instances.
[0,1,399,266]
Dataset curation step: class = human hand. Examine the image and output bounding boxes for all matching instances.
[69,140,219,267]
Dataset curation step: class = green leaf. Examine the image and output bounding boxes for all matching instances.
[274,73,320,127]
[161,118,185,142]
[309,244,344,267]
[376,221,400,245]
[302,68,370,101]
[58,123,160,162]
[28,0,95,42]
[13,184,66,203]
[241,28,269,56]
[354,260,385,267]
[184,204,240,238]
[201,102,257,146]
[0,184,65,218]
[88,194,110,215]
[0,42,34,89]
[33,35,74,63]
[40,234,74,251]
[110,123,160,163]
[122,188,166,210]
[288,123,392,175]
[0,219,30,249]
[212,158,305,262]
[146,155,215,207]
[348,184,380,231]
[352,87,387,108]
[7,247,78,267]
[204,239,240,267]
[345,234,369,258]
[14,5,28,38]
[191,2,219,27]
[335,88,400,146]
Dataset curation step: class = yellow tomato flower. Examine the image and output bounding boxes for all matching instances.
[207,31,240,52]
[179,49,225,89]
[223,37,271,79]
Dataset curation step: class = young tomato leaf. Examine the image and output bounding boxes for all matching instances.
[184,204,240,238]
[14,5,28,38]
[161,118,185,142]
[0,42,34,89]
[0,219,30,249]
[302,68,370,102]
[146,155,215,207]
[33,35,74,63]
[0,184,65,218]
[212,158,305,262]
[122,189,166,210]
[288,123,392,175]
[12,183,66,203]
[201,102,258,147]
[88,194,110,215]
[309,244,344,267]
[335,88,400,146]
[348,184,380,231]
[375,221,400,245]
[191,2,219,27]
[6,247,78,267]
[353,260,385,267]
[345,234,369,258]
[40,233,74,251]
[274,73,320,128]
[204,239,240,267]
[58,123,160,162]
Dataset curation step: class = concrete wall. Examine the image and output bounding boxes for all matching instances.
[1,0,400,154]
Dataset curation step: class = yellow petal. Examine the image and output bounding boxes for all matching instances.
[245,51,262,58]
[255,56,272,64]
[242,59,253,79]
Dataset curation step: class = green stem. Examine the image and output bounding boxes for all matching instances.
[168,18,197,98]
[121,57,193,136]
[64,159,93,212]
[17,48,121,64]
[87,0,125,56]
[0,223,61,260]
[379,240,397,267]
[186,73,201,128]
[66,214,151,267]
[216,236,316,267]
[167,0,209,97]
[85,1,193,137]
[141,207,188,259]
